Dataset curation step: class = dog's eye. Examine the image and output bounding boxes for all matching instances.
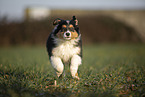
[69,27,74,31]
[62,27,67,32]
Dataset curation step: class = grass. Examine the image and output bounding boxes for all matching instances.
[0,44,145,97]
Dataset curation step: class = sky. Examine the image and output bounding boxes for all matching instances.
[0,0,145,21]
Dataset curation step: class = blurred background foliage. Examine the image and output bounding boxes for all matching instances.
[0,14,142,46]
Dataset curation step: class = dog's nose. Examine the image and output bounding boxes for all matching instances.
[65,32,70,36]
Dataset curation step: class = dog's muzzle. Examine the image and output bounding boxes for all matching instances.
[64,31,71,40]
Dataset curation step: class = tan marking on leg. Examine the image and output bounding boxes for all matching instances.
[75,73,80,80]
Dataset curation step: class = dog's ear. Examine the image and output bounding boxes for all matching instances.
[53,18,62,25]
[72,16,78,26]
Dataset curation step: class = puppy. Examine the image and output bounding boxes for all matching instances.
[46,16,82,80]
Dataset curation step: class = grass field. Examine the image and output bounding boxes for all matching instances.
[0,44,145,97]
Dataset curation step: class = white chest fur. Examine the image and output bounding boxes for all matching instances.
[52,39,80,62]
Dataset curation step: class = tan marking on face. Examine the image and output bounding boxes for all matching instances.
[69,24,73,28]
[62,25,67,28]
[71,31,78,39]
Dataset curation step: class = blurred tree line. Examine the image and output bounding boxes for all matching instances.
[0,15,142,46]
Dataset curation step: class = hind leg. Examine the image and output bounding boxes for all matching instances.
[50,56,64,78]
[70,55,82,80]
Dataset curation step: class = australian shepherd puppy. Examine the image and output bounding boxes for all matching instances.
[46,16,82,80]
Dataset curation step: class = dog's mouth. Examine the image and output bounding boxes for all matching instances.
[64,37,71,40]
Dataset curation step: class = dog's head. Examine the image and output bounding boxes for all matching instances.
[52,16,80,40]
